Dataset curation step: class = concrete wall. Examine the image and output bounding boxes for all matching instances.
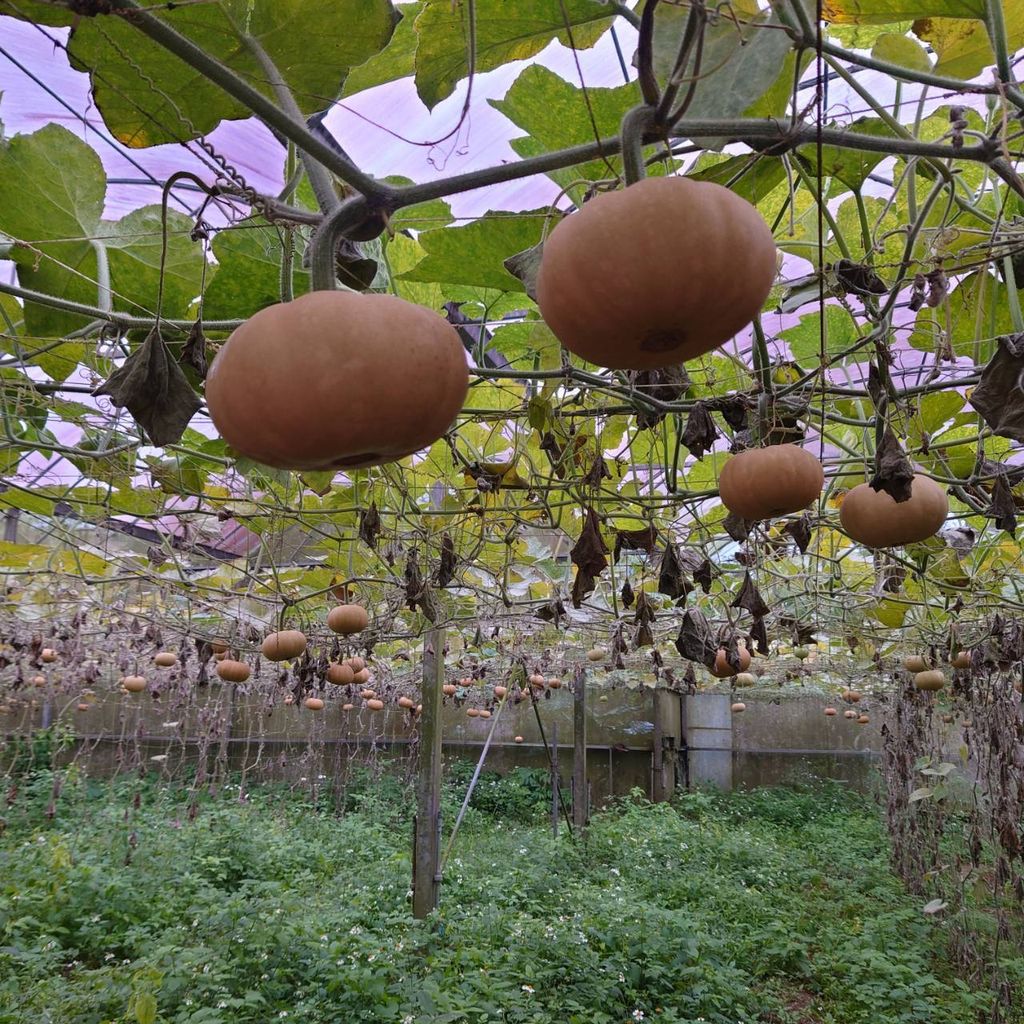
[0,685,897,799]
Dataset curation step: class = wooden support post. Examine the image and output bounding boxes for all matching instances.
[572,665,588,830]
[413,627,445,919]
[550,723,559,839]
[652,687,665,803]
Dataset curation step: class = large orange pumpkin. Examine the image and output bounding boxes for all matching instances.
[718,445,824,520]
[535,177,777,370]
[205,291,468,470]
[839,474,948,547]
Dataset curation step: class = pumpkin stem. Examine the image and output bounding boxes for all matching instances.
[620,105,658,186]
[309,196,375,291]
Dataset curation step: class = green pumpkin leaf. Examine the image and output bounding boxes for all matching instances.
[649,1,798,137]
[822,0,984,24]
[490,65,640,190]
[343,1,421,97]
[202,218,310,320]
[871,31,933,71]
[398,210,549,292]
[779,306,864,366]
[912,10,1024,80]
[413,0,614,110]
[60,0,397,147]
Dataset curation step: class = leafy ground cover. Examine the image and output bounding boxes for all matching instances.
[0,766,1020,1024]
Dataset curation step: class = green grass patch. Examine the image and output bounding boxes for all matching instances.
[0,769,1019,1024]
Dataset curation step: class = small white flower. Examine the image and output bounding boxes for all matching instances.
[521,985,534,994]
[279,1012,289,1019]
[104,952,114,961]
[217,1001,228,1009]
[632,1011,645,1021]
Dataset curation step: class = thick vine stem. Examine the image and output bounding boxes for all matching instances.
[620,105,658,185]
[985,0,1015,90]
[395,119,1002,207]
[309,195,373,291]
[636,0,662,107]
[0,280,243,332]
[238,32,338,215]
[99,0,394,206]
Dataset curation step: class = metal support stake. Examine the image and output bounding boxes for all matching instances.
[413,627,445,919]
[572,665,588,830]
[550,723,559,839]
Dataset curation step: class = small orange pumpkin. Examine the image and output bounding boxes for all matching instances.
[122,675,146,693]
[303,697,325,711]
[718,445,824,521]
[840,474,948,547]
[710,647,751,678]
[950,651,971,671]
[903,655,930,673]
[261,630,307,662]
[914,670,945,692]
[327,604,369,635]
[327,662,355,686]
[154,652,177,667]
[216,660,251,683]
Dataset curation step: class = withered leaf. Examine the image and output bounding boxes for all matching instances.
[867,361,887,410]
[682,661,697,692]
[870,426,914,502]
[723,511,752,543]
[628,364,690,430]
[833,258,888,296]
[880,560,906,594]
[181,320,208,379]
[503,240,544,302]
[621,578,635,608]
[634,622,655,649]
[582,454,611,488]
[674,608,718,667]
[570,507,608,608]
[404,549,438,620]
[693,557,718,593]
[709,395,749,432]
[611,622,628,656]
[680,401,718,459]
[634,590,656,627]
[749,615,769,655]
[94,326,201,445]
[433,532,458,587]
[942,526,975,556]
[784,514,812,553]
[969,334,1024,442]
[359,502,381,549]
[989,471,1017,537]
[535,597,566,626]
[657,542,690,602]
[731,571,770,618]
[613,525,658,563]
